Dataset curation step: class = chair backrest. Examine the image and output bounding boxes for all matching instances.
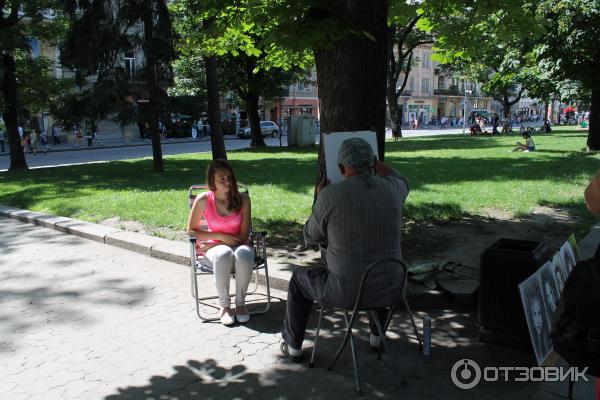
[353,258,408,311]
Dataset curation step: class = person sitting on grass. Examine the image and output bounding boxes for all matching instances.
[470,124,482,135]
[512,132,535,152]
[186,159,254,326]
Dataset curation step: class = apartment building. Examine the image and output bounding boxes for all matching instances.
[397,44,493,125]
[263,69,320,126]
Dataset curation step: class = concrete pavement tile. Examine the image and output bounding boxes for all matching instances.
[240,341,270,356]
[54,219,122,243]
[1,391,31,400]
[0,380,18,394]
[61,379,102,399]
[105,230,160,256]
[28,386,67,400]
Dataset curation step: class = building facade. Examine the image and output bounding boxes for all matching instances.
[397,44,493,125]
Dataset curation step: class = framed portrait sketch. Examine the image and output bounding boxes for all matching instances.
[538,261,560,319]
[559,241,578,277]
[551,253,567,293]
[519,271,553,365]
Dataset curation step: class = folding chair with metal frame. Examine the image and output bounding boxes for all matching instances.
[188,184,271,322]
[309,258,423,394]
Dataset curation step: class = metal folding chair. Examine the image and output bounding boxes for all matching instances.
[188,184,271,322]
[309,258,423,394]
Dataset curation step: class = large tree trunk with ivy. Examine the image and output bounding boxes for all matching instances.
[588,88,599,151]
[204,56,227,160]
[1,54,28,171]
[315,0,388,184]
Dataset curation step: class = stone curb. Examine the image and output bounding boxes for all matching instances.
[1,205,598,307]
[0,205,291,291]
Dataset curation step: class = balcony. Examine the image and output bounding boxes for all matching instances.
[398,90,412,97]
[434,87,461,96]
[435,83,480,97]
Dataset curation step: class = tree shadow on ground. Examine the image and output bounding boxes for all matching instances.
[102,308,560,400]
[0,219,150,352]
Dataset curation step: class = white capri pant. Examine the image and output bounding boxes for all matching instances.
[203,244,255,308]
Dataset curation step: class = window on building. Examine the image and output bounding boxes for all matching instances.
[409,77,414,91]
[124,51,136,78]
[438,76,445,89]
[422,78,430,94]
[423,53,431,68]
[29,39,41,58]
[297,82,311,92]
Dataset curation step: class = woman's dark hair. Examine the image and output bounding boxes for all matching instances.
[206,159,242,212]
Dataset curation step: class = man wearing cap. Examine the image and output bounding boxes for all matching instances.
[280,137,409,361]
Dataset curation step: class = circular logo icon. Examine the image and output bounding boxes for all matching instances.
[451,359,482,390]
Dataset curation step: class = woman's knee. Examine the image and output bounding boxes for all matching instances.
[209,245,234,267]
[234,246,254,264]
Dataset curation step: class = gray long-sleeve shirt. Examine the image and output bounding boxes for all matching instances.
[303,170,409,309]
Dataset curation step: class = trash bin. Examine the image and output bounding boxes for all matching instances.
[478,238,551,348]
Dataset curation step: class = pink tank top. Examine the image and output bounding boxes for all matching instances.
[202,191,243,242]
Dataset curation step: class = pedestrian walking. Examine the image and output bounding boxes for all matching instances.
[30,129,39,155]
[51,125,60,145]
[191,122,198,140]
[74,128,83,148]
[492,113,499,134]
[39,131,48,155]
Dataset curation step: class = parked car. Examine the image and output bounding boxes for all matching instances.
[238,121,280,138]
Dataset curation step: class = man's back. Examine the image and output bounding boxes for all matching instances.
[304,172,409,308]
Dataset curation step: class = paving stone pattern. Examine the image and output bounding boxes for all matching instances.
[1,217,595,400]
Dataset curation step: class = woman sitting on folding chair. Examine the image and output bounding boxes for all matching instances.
[186,159,254,326]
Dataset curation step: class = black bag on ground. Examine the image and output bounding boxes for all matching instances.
[551,245,600,377]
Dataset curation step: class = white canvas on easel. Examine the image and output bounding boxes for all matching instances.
[323,131,378,184]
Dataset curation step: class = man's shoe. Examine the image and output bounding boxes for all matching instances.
[280,342,305,363]
[369,334,384,354]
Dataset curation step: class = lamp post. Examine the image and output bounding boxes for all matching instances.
[462,84,472,135]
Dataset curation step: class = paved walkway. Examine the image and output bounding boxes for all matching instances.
[1,217,595,400]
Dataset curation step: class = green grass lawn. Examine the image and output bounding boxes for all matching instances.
[1,127,598,244]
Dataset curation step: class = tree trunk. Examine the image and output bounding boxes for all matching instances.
[246,92,265,148]
[204,56,227,160]
[1,54,28,171]
[588,88,599,151]
[315,0,388,183]
[142,0,164,173]
[387,85,402,138]
[503,102,512,119]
